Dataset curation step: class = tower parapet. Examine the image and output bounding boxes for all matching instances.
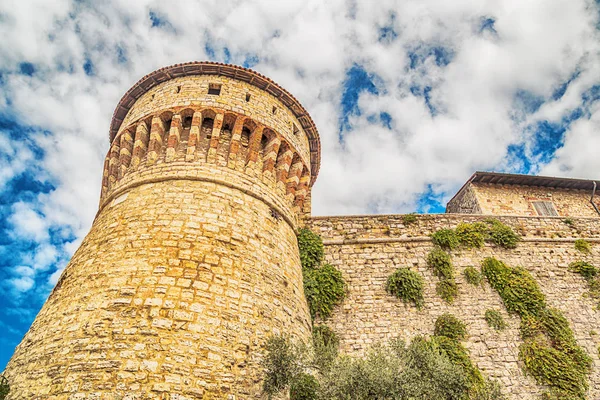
[3,62,320,399]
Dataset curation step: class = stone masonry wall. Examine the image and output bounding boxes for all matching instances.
[5,179,311,399]
[119,75,311,170]
[4,68,317,400]
[470,182,600,217]
[307,214,600,399]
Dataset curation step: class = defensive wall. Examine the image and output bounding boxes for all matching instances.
[306,213,600,399]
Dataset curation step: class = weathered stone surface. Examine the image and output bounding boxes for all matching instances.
[448,181,600,217]
[3,64,316,400]
[307,214,600,399]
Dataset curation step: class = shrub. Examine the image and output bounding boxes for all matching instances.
[473,378,507,400]
[427,248,453,280]
[303,263,345,319]
[431,229,460,250]
[436,279,458,303]
[262,335,303,397]
[319,337,474,400]
[402,213,418,225]
[482,257,591,398]
[432,335,484,391]
[434,313,467,340]
[290,373,319,400]
[312,325,339,372]
[265,333,506,400]
[455,222,487,249]
[386,268,424,309]
[297,228,324,269]
[463,266,482,286]
[569,261,598,281]
[574,239,591,254]
[0,376,8,400]
[485,219,520,249]
[484,309,506,331]
[562,218,575,227]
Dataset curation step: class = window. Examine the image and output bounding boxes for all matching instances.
[532,201,558,216]
[245,93,251,102]
[272,106,277,114]
[292,123,299,136]
[208,83,222,95]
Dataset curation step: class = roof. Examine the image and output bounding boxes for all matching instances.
[109,61,321,184]
[469,171,598,190]
[448,171,598,206]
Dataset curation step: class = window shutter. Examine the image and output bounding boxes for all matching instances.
[532,201,558,216]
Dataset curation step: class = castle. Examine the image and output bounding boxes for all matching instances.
[3,62,600,399]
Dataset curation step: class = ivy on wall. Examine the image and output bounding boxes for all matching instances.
[385,267,425,309]
[431,220,520,251]
[297,228,345,320]
[574,239,592,254]
[482,257,591,399]
[484,310,506,331]
[569,261,600,309]
[427,248,458,303]
[0,376,8,400]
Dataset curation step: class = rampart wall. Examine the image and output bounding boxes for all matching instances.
[307,214,600,399]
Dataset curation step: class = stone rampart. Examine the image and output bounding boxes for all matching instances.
[307,214,600,399]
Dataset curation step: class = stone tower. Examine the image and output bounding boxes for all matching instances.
[3,62,320,399]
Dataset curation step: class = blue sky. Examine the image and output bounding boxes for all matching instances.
[1,0,600,370]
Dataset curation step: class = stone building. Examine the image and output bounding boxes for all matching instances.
[447,171,600,217]
[3,62,600,399]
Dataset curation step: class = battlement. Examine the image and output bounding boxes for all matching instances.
[100,64,322,224]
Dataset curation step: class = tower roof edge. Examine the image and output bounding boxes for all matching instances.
[110,61,321,184]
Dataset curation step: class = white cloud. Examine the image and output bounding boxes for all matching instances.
[9,202,49,242]
[8,266,36,293]
[0,0,597,229]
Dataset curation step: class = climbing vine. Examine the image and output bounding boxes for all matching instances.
[484,309,506,331]
[427,248,458,303]
[482,257,591,399]
[297,228,345,320]
[385,267,425,309]
[0,376,8,400]
[297,228,325,269]
[303,264,345,319]
[464,266,483,286]
[569,261,600,308]
[431,220,520,251]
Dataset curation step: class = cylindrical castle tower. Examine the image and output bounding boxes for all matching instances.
[3,62,320,399]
